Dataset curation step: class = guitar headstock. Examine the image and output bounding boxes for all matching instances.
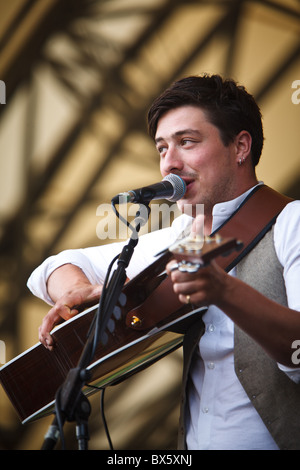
[169,234,243,268]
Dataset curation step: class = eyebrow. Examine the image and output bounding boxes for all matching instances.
[155,128,202,144]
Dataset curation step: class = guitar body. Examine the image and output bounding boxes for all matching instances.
[0,236,237,424]
[0,185,290,424]
[0,305,185,424]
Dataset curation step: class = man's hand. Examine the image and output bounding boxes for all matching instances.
[167,258,300,368]
[39,283,102,350]
[38,264,102,350]
[166,259,228,307]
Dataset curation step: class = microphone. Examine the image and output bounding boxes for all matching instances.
[111,174,186,204]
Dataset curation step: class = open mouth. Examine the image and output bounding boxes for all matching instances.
[182,178,195,194]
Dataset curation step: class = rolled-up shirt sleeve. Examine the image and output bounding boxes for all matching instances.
[27,243,125,305]
[27,214,193,305]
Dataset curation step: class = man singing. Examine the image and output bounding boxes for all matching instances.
[28,74,300,450]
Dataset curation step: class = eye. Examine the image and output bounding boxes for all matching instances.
[181,138,195,146]
[157,144,167,155]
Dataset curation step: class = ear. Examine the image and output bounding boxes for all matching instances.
[234,130,252,164]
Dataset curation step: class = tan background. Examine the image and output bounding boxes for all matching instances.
[0,0,299,450]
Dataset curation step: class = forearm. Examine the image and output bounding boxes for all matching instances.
[46,263,93,303]
[39,263,103,349]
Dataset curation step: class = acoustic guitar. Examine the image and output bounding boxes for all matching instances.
[0,235,241,424]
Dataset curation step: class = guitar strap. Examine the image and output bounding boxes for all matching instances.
[211,184,293,272]
[126,184,293,331]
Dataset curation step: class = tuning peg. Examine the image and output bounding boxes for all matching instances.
[118,292,127,306]
[107,318,115,333]
[113,306,121,320]
[100,331,108,346]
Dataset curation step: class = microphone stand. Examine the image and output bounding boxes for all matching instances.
[41,203,150,450]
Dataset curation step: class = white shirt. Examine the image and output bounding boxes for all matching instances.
[27,187,300,450]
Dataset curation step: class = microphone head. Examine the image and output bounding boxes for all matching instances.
[163,174,186,202]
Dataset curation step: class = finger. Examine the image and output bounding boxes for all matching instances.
[39,320,54,350]
[178,293,194,305]
[38,304,67,349]
[173,280,197,296]
[166,260,179,275]
[39,325,54,350]
[38,285,103,350]
[170,267,201,283]
[38,311,58,349]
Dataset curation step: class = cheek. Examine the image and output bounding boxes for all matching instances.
[191,147,231,177]
[185,147,215,173]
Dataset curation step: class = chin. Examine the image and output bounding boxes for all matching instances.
[177,199,196,217]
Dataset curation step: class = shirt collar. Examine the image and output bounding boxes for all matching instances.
[211,182,263,233]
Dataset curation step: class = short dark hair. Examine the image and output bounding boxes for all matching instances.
[147,74,264,167]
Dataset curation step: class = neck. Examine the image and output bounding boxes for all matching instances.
[192,178,260,236]
[191,211,212,237]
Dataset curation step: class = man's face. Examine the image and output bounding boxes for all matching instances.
[155,105,241,215]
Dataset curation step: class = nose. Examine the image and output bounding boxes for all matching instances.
[160,146,184,175]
